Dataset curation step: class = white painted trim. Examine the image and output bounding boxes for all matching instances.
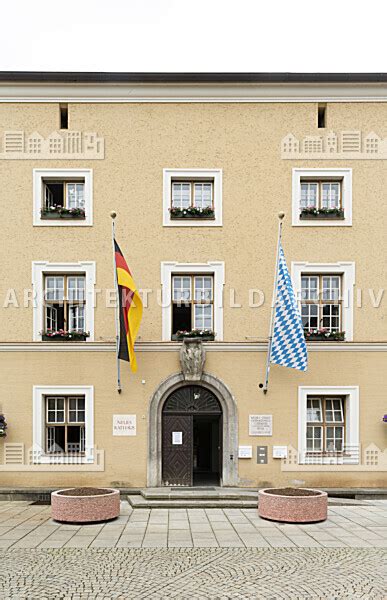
[163,168,222,227]
[33,168,93,227]
[32,261,96,341]
[292,261,355,341]
[161,261,225,341]
[298,386,360,465]
[0,342,385,353]
[32,385,94,464]
[1,83,387,103]
[292,168,352,227]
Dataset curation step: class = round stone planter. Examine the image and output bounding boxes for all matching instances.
[258,488,327,523]
[51,488,120,523]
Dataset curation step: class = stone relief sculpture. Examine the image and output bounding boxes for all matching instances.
[179,338,206,381]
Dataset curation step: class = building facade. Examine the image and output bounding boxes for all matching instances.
[0,72,386,490]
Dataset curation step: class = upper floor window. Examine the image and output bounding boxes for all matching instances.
[45,395,85,454]
[300,180,342,217]
[301,274,343,341]
[43,179,85,219]
[306,396,345,454]
[171,181,214,219]
[292,169,352,227]
[43,274,87,341]
[172,275,214,339]
[33,169,93,226]
[163,169,222,227]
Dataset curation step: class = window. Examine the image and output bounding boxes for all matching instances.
[298,386,359,466]
[60,103,69,129]
[161,261,225,341]
[163,169,222,226]
[33,169,93,226]
[171,180,213,214]
[306,396,345,454]
[300,180,341,211]
[32,261,96,342]
[292,169,352,227]
[33,385,94,464]
[292,261,355,342]
[46,396,85,454]
[301,274,342,334]
[317,104,326,128]
[43,274,87,340]
[42,179,85,216]
[172,275,214,337]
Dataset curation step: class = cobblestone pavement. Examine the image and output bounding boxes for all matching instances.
[0,547,385,599]
[0,501,386,598]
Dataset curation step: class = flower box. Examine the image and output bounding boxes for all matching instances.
[41,211,85,220]
[169,208,215,219]
[383,415,387,423]
[305,331,345,342]
[42,332,89,342]
[300,209,344,220]
[174,330,215,341]
[170,213,215,220]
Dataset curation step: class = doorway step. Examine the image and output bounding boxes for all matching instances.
[128,487,258,509]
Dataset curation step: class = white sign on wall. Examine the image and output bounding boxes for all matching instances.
[249,415,273,436]
[172,431,183,445]
[112,415,137,436]
[238,445,253,459]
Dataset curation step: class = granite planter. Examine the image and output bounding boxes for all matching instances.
[51,488,120,523]
[258,488,327,523]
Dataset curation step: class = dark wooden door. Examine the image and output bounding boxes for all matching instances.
[162,414,193,486]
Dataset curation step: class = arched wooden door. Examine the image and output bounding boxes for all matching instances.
[162,385,222,486]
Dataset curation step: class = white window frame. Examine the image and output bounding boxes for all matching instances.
[33,168,93,226]
[163,168,222,227]
[161,261,225,340]
[292,168,352,227]
[32,261,96,341]
[298,386,359,465]
[33,385,94,464]
[292,262,355,341]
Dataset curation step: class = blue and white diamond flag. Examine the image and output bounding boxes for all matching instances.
[270,243,308,371]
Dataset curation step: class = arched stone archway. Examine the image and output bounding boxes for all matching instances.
[147,372,239,487]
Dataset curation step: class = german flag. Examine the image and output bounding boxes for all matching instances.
[114,240,143,372]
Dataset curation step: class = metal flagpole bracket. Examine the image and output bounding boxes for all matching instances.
[111,211,122,394]
[259,211,285,394]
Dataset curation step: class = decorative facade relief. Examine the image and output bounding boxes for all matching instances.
[0,131,104,159]
[179,338,206,381]
[281,131,387,159]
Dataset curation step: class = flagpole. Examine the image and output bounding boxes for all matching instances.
[260,211,285,394]
[110,211,122,394]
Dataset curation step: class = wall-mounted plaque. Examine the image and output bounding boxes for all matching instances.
[112,415,136,436]
[238,445,253,458]
[249,414,273,436]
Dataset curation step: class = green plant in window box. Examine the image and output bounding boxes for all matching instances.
[0,414,7,438]
[300,207,344,220]
[175,329,215,341]
[169,206,215,219]
[304,329,345,341]
[41,329,89,341]
[41,206,86,220]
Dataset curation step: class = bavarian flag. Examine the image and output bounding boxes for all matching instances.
[114,240,143,372]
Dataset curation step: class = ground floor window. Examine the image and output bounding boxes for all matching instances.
[306,396,345,454]
[45,395,85,454]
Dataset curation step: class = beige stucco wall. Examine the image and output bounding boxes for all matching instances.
[0,101,386,342]
[0,99,386,489]
[0,349,385,488]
